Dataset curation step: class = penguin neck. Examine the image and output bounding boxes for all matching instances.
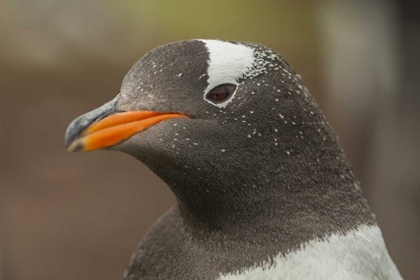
[173,146,375,244]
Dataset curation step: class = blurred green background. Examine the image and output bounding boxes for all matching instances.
[0,1,419,279]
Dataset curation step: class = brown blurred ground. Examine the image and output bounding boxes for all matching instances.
[0,64,176,278]
[0,1,419,280]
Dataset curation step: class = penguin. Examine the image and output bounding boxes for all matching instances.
[65,39,403,280]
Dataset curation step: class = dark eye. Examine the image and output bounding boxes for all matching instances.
[205,84,236,103]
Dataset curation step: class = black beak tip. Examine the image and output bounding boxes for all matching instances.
[64,122,80,148]
[64,99,117,149]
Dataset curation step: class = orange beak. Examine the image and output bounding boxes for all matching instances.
[66,110,188,152]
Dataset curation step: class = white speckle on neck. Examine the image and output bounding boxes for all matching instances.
[200,40,255,108]
[217,225,402,280]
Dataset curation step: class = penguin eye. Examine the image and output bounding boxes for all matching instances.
[205,84,236,103]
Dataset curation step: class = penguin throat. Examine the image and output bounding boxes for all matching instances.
[171,169,375,239]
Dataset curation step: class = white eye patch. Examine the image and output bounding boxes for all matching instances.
[200,40,255,108]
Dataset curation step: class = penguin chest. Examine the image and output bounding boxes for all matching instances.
[216,225,403,280]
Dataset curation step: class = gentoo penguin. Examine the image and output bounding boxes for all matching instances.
[65,40,403,280]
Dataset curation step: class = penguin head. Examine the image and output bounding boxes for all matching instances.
[65,39,346,217]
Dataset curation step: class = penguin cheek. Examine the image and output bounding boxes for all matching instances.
[108,126,161,155]
[108,122,181,156]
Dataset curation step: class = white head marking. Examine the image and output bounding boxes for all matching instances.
[200,40,255,108]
